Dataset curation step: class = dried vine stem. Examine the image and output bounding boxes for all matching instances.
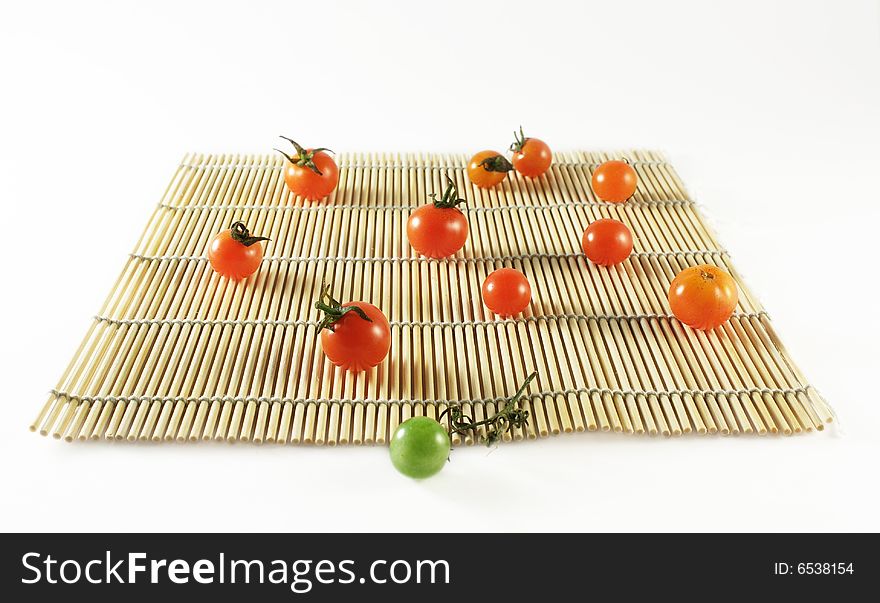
[442,372,537,446]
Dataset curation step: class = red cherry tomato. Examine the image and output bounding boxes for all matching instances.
[509,127,552,178]
[591,160,638,203]
[407,176,468,258]
[581,219,633,266]
[482,268,531,317]
[467,150,513,189]
[276,136,339,201]
[668,265,739,331]
[316,285,391,372]
[208,221,269,280]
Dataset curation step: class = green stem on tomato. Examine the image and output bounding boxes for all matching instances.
[275,135,334,176]
[429,175,467,209]
[314,282,371,332]
[479,154,513,173]
[509,125,528,153]
[229,221,270,247]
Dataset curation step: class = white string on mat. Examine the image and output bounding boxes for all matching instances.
[156,198,695,211]
[179,160,671,170]
[92,311,768,329]
[127,249,729,263]
[48,384,815,406]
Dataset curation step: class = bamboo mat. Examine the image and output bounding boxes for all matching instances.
[31,151,833,446]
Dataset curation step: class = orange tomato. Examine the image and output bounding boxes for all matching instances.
[581,219,633,266]
[316,285,391,372]
[407,176,469,258]
[591,160,638,203]
[482,268,531,317]
[668,265,739,330]
[208,221,269,280]
[510,127,552,178]
[467,150,512,189]
[276,136,339,201]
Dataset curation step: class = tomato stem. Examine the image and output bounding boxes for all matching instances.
[478,154,513,173]
[429,175,467,209]
[229,221,270,247]
[276,136,334,176]
[314,282,372,332]
[441,371,537,446]
[509,125,528,153]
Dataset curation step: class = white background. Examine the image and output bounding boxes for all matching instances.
[1,0,878,532]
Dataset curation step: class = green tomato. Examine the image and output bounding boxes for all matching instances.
[389,417,451,479]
